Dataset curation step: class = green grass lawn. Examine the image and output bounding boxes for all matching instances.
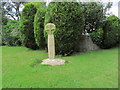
[0,46,2,90]
[2,46,118,88]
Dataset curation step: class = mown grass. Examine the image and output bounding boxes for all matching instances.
[0,46,2,89]
[2,46,118,88]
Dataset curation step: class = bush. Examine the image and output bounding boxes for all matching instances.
[30,2,46,9]
[34,3,46,49]
[2,20,21,46]
[45,2,85,56]
[2,17,8,25]
[103,15,119,48]
[20,3,38,50]
[82,2,104,33]
[90,28,103,48]
[2,30,21,46]
[118,19,120,44]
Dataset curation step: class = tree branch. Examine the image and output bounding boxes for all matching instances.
[6,12,16,20]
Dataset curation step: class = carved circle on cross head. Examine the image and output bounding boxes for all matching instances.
[45,23,56,35]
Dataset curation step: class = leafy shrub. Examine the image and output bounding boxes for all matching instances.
[20,3,38,50]
[2,29,14,46]
[2,30,21,46]
[30,2,46,9]
[82,2,104,33]
[90,28,103,48]
[34,3,46,49]
[45,2,85,56]
[103,15,119,48]
[2,20,21,46]
[2,17,8,25]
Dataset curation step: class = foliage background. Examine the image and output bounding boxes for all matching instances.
[20,3,38,50]
[45,2,85,56]
[34,3,46,49]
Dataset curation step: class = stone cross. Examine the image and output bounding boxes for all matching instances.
[41,23,65,65]
[45,23,56,59]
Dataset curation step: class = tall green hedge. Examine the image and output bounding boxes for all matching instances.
[103,15,119,48]
[91,15,119,49]
[82,2,104,33]
[118,19,120,44]
[34,3,46,49]
[45,2,85,56]
[20,3,38,50]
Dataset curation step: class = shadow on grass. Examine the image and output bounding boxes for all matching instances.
[30,59,43,67]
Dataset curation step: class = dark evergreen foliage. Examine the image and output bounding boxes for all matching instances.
[20,3,38,50]
[103,15,119,48]
[34,3,46,49]
[44,2,85,56]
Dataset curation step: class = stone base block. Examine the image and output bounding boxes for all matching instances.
[41,58,65,65]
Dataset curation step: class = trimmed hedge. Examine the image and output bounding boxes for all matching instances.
[82,2,104,33]
[20,3,38,50]
[91,15,119,49]
[44,2,85,56]
[103,15,119,48]
[34,3,46,49]
[118,19,120,44]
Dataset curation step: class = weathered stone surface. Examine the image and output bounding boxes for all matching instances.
[45,23,56,35]
[79,35,99,52]
[48,34,55,59]
[43,23,65,65]
[41,59,65,65]
[45,23,56,59]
